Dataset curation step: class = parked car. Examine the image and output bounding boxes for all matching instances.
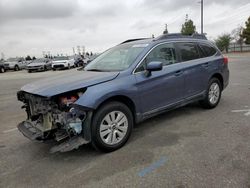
[83,55,98,65]
[4,58,26,71]
[52,56,75,70]
[72,55,84,67]
[26,58,52,73]
[82,57,90,65]
[17,33,229,153]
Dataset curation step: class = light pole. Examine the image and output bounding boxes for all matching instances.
[201,0,204,34]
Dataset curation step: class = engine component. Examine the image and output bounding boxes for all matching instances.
[68,118,82,134]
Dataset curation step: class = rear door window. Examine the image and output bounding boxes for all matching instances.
[176,43,200,62]
[199,43,217,57]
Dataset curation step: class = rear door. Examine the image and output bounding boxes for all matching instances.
[134,42,185,114]
[175,42,208,99]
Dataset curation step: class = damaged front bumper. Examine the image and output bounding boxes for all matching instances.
[17,91,93,153]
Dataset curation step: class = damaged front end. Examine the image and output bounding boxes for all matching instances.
[17,89,92,153]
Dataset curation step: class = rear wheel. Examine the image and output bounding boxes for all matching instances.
[14,65,19,71]
[91,101,133,152]
[200,77,222,109]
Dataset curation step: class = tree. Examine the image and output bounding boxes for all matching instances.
[215,34,231,53]
[231,26,244,51]
[241,16,250,44]
[32,56,36,60]
[181,19,196,35]
[163,24,168,34]
[25,55,32,61]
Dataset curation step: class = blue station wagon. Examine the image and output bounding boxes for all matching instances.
[17,34,229,152]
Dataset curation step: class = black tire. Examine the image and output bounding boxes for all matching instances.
[0,67,5,73]
[14,65,19,71]
[91,101,133,152]
[200,77,222,109]
[68,64,70,69]
[52,68,56,71]
[28,70,32,73]
[44,66,47,71]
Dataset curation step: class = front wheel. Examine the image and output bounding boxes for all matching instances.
[0,67,5,73]
[200,77,222,109]
[91,102,133,152]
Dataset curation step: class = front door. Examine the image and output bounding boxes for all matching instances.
[134,43,185,114]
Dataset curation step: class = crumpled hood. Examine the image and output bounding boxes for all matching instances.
[21,70,119,97]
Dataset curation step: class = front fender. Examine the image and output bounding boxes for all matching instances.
[74,75,139,111]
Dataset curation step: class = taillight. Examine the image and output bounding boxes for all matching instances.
[223,57,228,64]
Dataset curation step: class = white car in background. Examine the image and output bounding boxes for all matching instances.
[52,56,75,70]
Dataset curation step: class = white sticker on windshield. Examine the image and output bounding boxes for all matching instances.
[132,44,149,48]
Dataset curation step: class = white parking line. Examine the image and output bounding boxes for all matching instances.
[232,83,250,86]
[232,109,250,116]
[3,128,18,133]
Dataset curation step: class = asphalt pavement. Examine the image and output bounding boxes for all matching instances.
[0,54,250,188]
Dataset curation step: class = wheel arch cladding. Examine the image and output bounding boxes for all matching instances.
[211,73,224,89]
[74,87,138,117]
[96,95,136,120]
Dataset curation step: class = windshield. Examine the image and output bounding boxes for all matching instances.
[53,57,69,61]
[7,58,19,62]
[85,43,147,71]
[33,59,46,63]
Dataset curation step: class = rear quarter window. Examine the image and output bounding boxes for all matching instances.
[199,43,217,57]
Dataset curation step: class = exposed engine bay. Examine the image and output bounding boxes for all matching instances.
[17,90,91,153]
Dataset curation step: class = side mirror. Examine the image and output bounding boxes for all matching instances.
[145,61,163,77]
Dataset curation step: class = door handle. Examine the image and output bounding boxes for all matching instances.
[202,63,209,68]
[174,70,183,76]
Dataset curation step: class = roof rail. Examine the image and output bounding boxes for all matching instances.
[155,33,207,40]
[121,38,150,44]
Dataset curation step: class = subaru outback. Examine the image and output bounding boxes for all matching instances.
[17,34,229,153]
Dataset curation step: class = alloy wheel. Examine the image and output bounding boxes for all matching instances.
[99,111,128,145]
[208,82,220,105]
